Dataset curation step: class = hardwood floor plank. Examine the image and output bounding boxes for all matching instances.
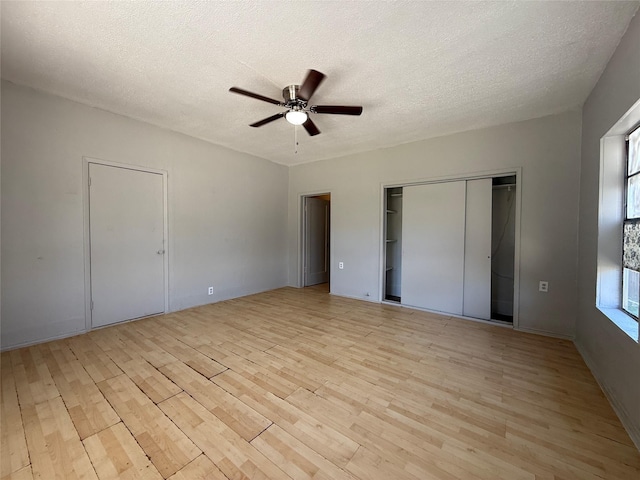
[96,374,199,478]
[251,424,358,480]
[118,358,182,404]
[39,342,120,440]
[159,361,271,441]
[89,329,182,403]
[228,352,302,399]
[83,422,163,480]
[131,323,227,378]
[345,446,417,480]
[65,335,122,383]
[166,455,227,480]
[183,342,241,370]
[248,351,325,392]
[504,421,639,479]
[288,386,505,480]
[259,343,348,388]
[87,328,138,365]
[158,392,291,480]
[10,347,58,407]
[112,328,180,368]
[1,353,30,477]
[0,465,33,480]
[22,396,97,480]
[212,369,360,468]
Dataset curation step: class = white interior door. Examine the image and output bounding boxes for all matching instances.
[401,181,466,314]
[304,197,330,286]
[463,178,492,319]
[89,163,165,327]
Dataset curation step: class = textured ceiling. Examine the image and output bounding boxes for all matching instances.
[2,1,638,166]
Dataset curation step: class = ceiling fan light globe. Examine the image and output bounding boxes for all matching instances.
[286,110,308,125]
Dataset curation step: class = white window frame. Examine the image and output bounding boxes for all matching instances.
[622,125,639,319]
[597,99,640,341]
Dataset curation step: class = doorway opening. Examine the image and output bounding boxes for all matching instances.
[301,194,331,289]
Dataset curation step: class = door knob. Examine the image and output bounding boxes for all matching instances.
[157,250,165,255]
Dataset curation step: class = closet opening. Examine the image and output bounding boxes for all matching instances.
[384,187,403,302]
[381,171,519,327]
[491,176,516,323]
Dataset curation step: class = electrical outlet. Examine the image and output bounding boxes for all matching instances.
[208,286,214,295]
[338,262,344,269]
[539,281,549,293]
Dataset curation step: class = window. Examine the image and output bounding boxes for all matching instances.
[596,99,639,341]
[623,125,640,319]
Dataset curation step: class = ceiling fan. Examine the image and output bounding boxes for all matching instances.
[229,69,363,136]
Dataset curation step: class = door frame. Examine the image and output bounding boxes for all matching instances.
[378,167,522,329]
[82,157,169,331]
[298,191,332,289]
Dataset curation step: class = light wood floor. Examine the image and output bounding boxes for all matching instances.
[1,286,639,480]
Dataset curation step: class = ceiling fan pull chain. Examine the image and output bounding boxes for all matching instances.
[294,125,298,154]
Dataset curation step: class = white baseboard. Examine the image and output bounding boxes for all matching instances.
[334,294,516,330]
[1,283,289,352]
[329,292,379,303]
[0,329,87,352]
[574,340,640,451]
[514,325,574,340]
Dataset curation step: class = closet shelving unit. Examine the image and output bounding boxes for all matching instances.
[384,187,403,302]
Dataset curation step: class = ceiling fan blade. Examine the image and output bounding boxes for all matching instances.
[312,105,363,115]
[229,87,283,106]
[250,112,286,127]
[302,117,321,136]
[298,69,326,102]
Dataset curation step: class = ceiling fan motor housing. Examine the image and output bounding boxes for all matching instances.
[283,85,306,109]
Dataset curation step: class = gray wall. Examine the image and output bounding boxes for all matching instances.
[577,14,640,445]
[288,111,582,338]
[1,81,289,349]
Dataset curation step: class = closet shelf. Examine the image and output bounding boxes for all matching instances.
[386,239,397,243]
[386,209,397,214]
[390,193,403,197]
[385,266,393,271]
